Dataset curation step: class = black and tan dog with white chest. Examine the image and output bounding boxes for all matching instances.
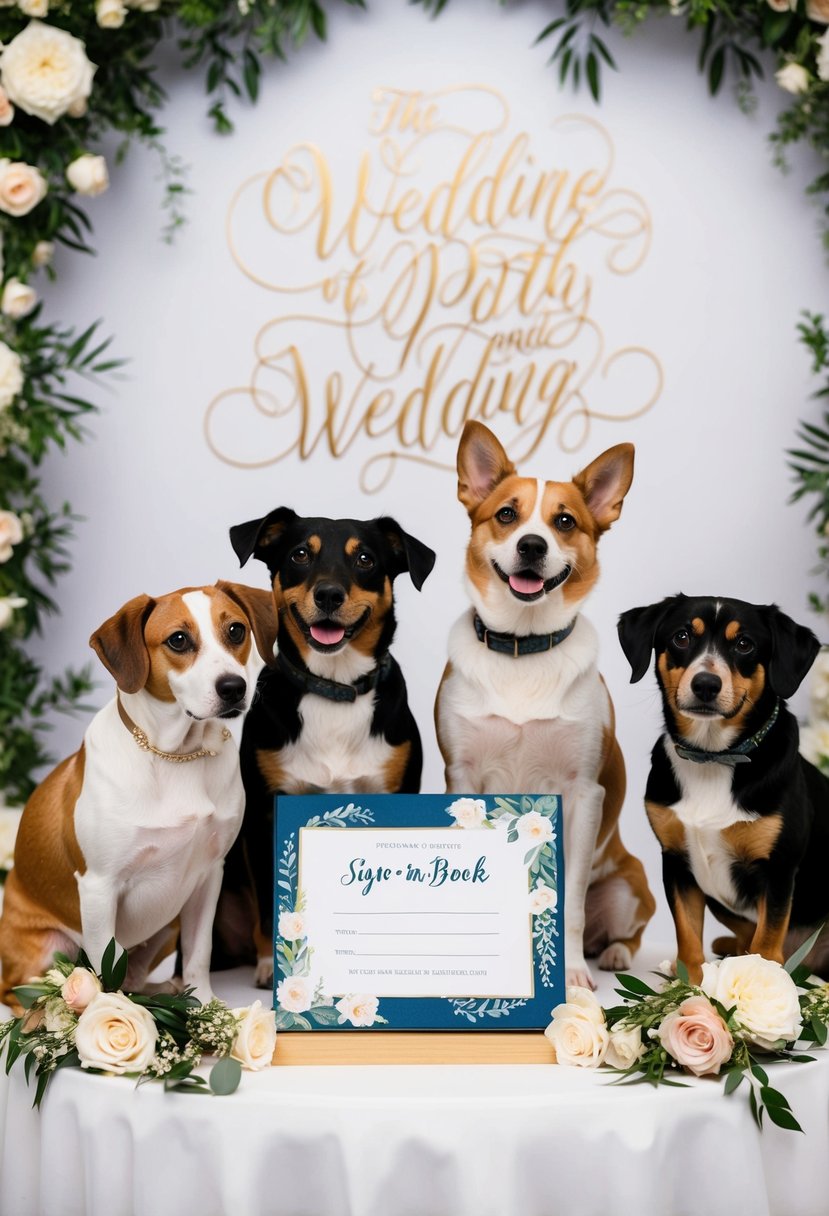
[618,594,829,982]
[216,508,436,985]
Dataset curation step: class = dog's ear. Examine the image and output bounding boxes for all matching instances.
[617,598,675,684]
[457,421,516,513]
[90,594,155,693]
[573,444,635,533]
[766,606,821,699]
[216,581,278,666]
[376,518,436,591]
[229,507,297,569]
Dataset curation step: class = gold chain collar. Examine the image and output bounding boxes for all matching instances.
[116,695,231,763]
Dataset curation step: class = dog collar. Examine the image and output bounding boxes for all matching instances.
[116,696,231,763]
[276,650,392,703]
[672,700,781,767]
[473,613,576,657]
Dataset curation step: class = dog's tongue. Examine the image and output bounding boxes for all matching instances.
[310,623,346,646]
[509,573,545,595]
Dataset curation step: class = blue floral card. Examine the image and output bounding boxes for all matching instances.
[273,794,564,1030]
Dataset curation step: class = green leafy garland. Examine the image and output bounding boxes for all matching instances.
[1,0,828,805]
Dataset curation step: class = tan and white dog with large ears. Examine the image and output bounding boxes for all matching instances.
[436,421,655,988]
[0,582,276,1013]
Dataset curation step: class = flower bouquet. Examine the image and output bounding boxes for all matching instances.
[0,940,276,1107]
[545,933,829,1132]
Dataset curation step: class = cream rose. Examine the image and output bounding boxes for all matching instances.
[0,510,23,563]
[0,86,14,127]
[658,995,733,1076]
[66,153,109,197]
[808,0,829,21]
[335,994,380,1027]
[75,991,157,1074]
[0,595,26,629]
[275,975,313,1014]
[776,63,810,94]
[516,810,554,844]
[32,239,54,269]
[277,909,305,941]
[701,955,802,1050]
[96,0,127,27]
[0,340,23,409]
[230,1000,276,1070]
[528,881,558,915]
[1,278,37,320]
[766,0,796,10]
[61,967,102,1014]
[446,797,487,828]
[0,804,22,870]
[19,0,48,14]
[0,22,95,125]
[545,1007,608,1067]
[605,1023,644,1070]
[818,29,829,82]
[0,159,47,218]
[556,985,606,1026]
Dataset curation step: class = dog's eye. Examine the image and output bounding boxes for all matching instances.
[496,506,517,525]
[671,629,691,650]
[734,635,756,656]
[227,622,246,645]
[355,551,376,571]
[291,547,311,566]
[554,513,576,532]
[166,631,193,653]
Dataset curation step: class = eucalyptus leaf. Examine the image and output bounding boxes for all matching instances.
[209,1057,242,1096]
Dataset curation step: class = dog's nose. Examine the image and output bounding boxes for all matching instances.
[314,582,346,614]
[517,534,548,564]
[690,672,722,703]
[216,674,247,704]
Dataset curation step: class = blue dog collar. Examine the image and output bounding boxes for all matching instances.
[673,700,781,766]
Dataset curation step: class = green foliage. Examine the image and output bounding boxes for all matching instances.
[789,314,829,615]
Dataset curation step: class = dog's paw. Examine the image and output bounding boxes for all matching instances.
[712,936,740,959]
[597,942,633,972]
[142,976,187,997]
[255,956,274,989]
[565,963,596,991]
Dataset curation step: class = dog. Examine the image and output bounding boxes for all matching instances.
[0,582,275,1013]
[435,420,655,989]
[617,593,829,982]
[216,508,436,986]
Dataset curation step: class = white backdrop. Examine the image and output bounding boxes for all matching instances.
[28,0,828,939]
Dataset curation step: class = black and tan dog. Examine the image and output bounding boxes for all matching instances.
[618,594,829,981]
[216,508,435,985]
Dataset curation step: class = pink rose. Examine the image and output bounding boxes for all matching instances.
[61,967,102,1013]
[658,995,733,1077]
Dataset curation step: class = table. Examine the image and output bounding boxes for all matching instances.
[1,947,827,1216]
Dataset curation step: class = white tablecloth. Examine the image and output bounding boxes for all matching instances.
[1,948,827,1216]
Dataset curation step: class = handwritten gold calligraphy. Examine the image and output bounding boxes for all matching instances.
[205,86,661,490]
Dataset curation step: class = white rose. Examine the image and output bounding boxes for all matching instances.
[554,985,606,1027]
[0,596,26,629]
[96,0,127,27]
[275,975,313,1013]
[818,29,829,82]
[528,881,558,915]
[61,967,102,1013]
[0,804,22,870]
[605,1024,644,1069]
[0,22,95,126]
[0,86,14,127]
[0,340,23,409]
[335,994,380,1027]
[775,63,810,94]
[516,810,554,844]
[446,797,487,828]
[230,1000,276,1070]
[0,510,24,562]
[32,239,53,268]
[75,991,158,1074]
[277,910,305,941]
[66,153,108,197]
[1,277,36,320]
[18,0,48,15]
[0,159,47,218]
[701,955,802,1050]
[545,1010,609,1067]
[43,996,75,1034]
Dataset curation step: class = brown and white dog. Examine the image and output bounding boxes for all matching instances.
[435,421,655,988]
[0,582,275,1012]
